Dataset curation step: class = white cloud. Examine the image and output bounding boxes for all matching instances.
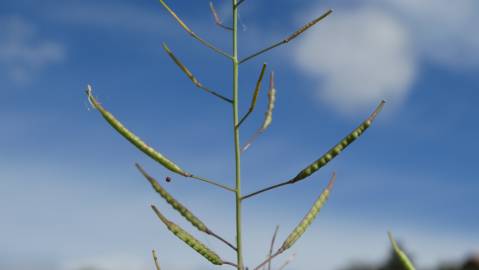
[379,0,479,68]
[293,0,479,114]
[294,7,415,114]
[0,16,65,86]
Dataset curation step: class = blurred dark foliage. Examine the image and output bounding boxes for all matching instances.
[341,243,479,270]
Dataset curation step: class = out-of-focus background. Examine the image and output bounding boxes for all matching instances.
[1,0,478,270]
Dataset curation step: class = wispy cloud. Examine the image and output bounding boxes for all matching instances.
[49,2,167,34]
[378,0,479,68]
[293,0,479,115]
[0,16,65,86]
[294,7,415,115]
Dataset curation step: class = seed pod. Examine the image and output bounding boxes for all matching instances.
[158,0,192,34]
[151,205,224,265]
[388,232,416,270]
[162,44,232,103]
[162,43,202,89]
[86,85,191,177]
[237,63,267,128]
[251,63,268,114]
[261,72,276,131]
[279,174,336,252]
[242,71,276,152]
[284,10,333,43]
[136,164,209,233]
[292,101,385,183]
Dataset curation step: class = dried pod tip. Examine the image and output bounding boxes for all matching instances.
[85,84,96,108]
[327,172,337,190]
[370,100,386,122]
[269,71,275,90]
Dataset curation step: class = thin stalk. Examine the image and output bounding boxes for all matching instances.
[232,1,243,270]
[159,0,232,60]
[267,226,280,270]
[225,261,240,268]
[235,0,246,8]
[210,231,238,251]
[241,180,290,200]
[190,174,236,192]
[210,2,233,31]
[254,250,283,270]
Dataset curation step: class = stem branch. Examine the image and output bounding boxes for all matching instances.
[159,0,233,59]
[232,1,244,270]
[190,175,236,192]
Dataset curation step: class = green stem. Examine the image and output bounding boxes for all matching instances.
[232,1,243,270]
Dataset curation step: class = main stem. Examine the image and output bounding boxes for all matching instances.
[232,1,243,270]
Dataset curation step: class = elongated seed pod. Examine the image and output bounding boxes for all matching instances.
[284,10,333,43]
[292,101,385,182]
[261,72,276,131]
[158,0,192,34]
[162,44,232,103]
[251,63,267,112]
[136,164,209,233]
[242,71,277,152]
[158,0,231,59]
[388,232,416,270]
[86,85,191,177]
[237,63,267,128]
[151,205,224,265]
[279,174,336,252]
[163,43,200,87]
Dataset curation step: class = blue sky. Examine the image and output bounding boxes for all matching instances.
[1,0,478,270]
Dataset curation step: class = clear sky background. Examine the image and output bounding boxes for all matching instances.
[1,0,478,270]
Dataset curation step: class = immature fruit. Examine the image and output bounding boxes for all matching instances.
[280,174,336,252]
[292,101,385,182]
[261,72,276,131]
[151,205,224,265]
[86,85,191,177]
[136,164,209,234]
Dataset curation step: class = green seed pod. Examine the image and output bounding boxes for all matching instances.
[136,164,209,233]
[388,232,416,270]
[86,85,191,177]
[249,63,267,114]
[261,72,276,131]
[292,101,385,183]
[279,174,336,252]
[151,205,224,265]
[158,0,192,34]
[162,43,232,103]
[163,43,202,88]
